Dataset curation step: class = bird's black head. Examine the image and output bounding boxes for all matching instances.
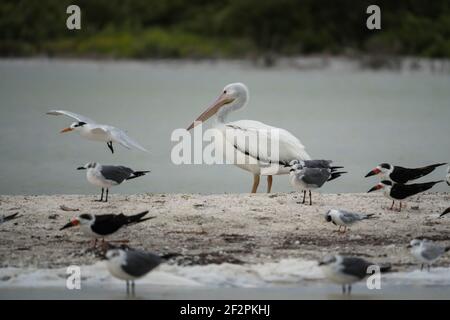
[79,213,94,221]
[380,163,391,170]
[75,121,87,127]
[324,210,332,222]
[318,255,337,266]
[381,180,393,186]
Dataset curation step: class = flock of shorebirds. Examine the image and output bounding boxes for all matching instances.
[2,82,450,296]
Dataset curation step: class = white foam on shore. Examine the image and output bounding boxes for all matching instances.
[1,259,450,289]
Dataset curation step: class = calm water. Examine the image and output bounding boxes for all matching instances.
[0,59,449,195]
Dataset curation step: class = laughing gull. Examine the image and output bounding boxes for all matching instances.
[289,160,346,205]
[0,212,21,225]
[319,254,391,294]
[367,180,443,211]
[325,209,376,233]
[47,110,148,153]
[365,162,446,184]
[60,211,154,247]
[77,162,150,202]
[440,207,450,217]
[105,247,163,295]
[408,239,450,271]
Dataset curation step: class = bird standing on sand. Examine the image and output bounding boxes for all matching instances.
[47,110,148,154]
[60,211,154,247]
[289,160,346,205]
[319,254,390,294]
[0,212,21,225]
[77,162,150,202]
[186,83,311,193]
[367,180,443,211]
[104,248,163,295]
[408,239,450,271]
[365,162,446,184]
[324,209,376,233]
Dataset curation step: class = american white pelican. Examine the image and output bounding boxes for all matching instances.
[46,110,148,153]
[187,82,311,193]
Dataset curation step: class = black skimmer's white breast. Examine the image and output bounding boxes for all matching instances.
[325,209,376,233]
[60,211,154,246]
[408,239,450,271]
[365,162,446,184]
[77,162,150,202]
[367,180,443,211]
[105,248,163,295]
[46,110,148,154]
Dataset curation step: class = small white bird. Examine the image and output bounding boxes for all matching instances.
[408,239,450,271]
[47,110,148,153]
[319,254,390,294]
[105,248,163,295]
[77,162,150,202]
[325,209,376,233]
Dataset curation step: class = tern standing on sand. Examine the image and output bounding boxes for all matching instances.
[77,162,150,202]
[325,209,376,233]
[47,110,148,153]
[186,83,311,193]
[408,239,450,271]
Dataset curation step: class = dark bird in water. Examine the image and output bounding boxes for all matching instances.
[365,162,446,184]
[60,211,154,247]
[77,162,150,202]
[289,159,346,205]
[368,180,443,211]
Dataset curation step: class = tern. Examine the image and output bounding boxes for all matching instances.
[47,110,148,153]
[0,212,21,225]
[408,239,450,271]
[365,163,446,184]
[104,247,163,295]
[60,211,154,246]
[77,162,150,202]
[319,254,391,294]
[325,209,376,233]
[187,83,311,193]
[289,160,346,205]
[367,180,443,211]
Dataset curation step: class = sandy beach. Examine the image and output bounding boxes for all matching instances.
[1,192,449,269]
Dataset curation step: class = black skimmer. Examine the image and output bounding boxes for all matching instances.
[367,180,443,211]
[104,247,163,295]
[0,212,21,225]
[325,209,376,233]
[408,239,450,271]
[440,207,450,217]
[319,254,391,294]
[77,162,150,202]
[289,160,346,205]
[47,110,148,154]
[365,162,446,184]
[60,211,154,246]
[446,166,450,186]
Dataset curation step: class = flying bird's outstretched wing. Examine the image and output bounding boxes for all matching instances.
[109,127,149,152]
[46,110,97,124]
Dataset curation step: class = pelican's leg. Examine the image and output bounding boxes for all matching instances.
[267,175,273,193]
[107,141,114,154]
[309,190,312,206]
[389,200,395,210]
[302,190,306,204]
[251,174,260,193]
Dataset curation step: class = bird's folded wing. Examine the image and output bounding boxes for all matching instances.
[110,128,148,152]
[122,250,162,277]
[46,110,96,124]
[339,211,361,223]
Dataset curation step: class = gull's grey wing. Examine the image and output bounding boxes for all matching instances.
[122,250,163,277]
[46,110,96,124]
[339,210,364,223]
[300,168,330,187]
[109,127,148,152]
[421,243,445,260]
[100,165,134,184]
[341,257,372,279]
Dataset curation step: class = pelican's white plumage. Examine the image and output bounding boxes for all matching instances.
[187,83,310,192]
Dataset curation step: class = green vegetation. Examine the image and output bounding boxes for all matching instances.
[1,0,449,59]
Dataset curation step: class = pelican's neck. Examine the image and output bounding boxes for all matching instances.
[215,97,247,124]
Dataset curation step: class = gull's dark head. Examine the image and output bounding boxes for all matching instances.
[318,254,337,266]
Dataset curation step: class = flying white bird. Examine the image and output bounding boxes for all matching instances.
[47,110,148,153]
[187,83,311,193]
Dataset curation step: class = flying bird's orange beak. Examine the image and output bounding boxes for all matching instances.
[60,127,74,133]
[187,92,235,130]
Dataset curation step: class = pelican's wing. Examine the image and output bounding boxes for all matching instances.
[109,127,149,152]
[225,120,310,167]
[46,110,96,124]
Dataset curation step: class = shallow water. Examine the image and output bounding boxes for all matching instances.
[0,59,449,195]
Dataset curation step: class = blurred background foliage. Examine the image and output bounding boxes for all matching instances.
[0,0,449,59]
